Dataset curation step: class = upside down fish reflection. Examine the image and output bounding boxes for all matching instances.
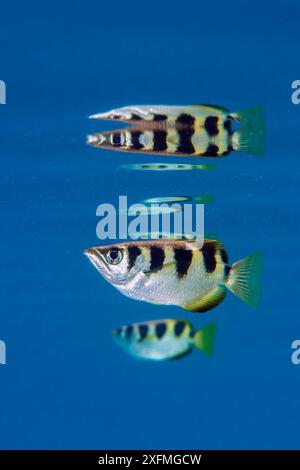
[121,163,217,171]
[88,104,265,157]
[142,195,214,204]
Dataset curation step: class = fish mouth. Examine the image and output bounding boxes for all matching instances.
[84,247,105,272]
[86,134,106,146]
[89,112,107,119]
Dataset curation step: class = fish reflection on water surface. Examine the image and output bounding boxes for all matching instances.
[88,104,265,157]
[142,195,214,204]
[121,163,217,171]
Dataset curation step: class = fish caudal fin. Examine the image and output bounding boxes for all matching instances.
[226,252,263,308]
[231,107,265,156]
[192,324,216,356]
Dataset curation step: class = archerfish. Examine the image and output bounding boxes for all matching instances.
[84,240,263,313]
[87,104,265,157]
[112,319,216,361]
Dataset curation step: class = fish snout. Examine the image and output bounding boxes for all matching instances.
[86,134,106,146]
[84,247,101,258]
[84,247,106,274]
[89,111,115,120]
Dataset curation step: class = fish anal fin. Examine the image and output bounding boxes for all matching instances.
[182,286,226,313]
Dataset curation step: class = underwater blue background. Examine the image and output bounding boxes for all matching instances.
[1,0,300,450]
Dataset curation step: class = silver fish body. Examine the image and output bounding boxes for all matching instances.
[84,240,262,312]
[112,319,216,361]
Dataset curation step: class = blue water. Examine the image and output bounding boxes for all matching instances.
[1,0,300,450]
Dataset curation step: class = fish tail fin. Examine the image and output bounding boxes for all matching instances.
[230,107,265,156]
[226,251,263,308]
[192,323,216,356]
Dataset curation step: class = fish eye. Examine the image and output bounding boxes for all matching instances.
[106,248,123,265]
[112,132,122,145]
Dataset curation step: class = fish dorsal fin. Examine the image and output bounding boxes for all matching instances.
[193,104,229,113]
[182,285,226,313]
[201,239,225,249]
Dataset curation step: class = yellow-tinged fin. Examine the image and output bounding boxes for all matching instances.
[194,195,215,203]
[226,251,263,308]
[192,323,216,356]
[231,107,265,156]
[182,285,226,313]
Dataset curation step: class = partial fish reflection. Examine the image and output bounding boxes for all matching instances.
[142,196,214,204]
[120,163,217,171]
[112,319,216,361]
[139,232,218,240]
[118,205,181,216]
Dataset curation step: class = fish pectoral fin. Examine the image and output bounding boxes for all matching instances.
[182,285,226,313]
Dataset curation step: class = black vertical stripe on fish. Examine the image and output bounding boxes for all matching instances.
[224,265,231,280]
[112,132,122,146]
[125,325,133,339]
[220,248,229,264]
[204,144,219,157]
[153,114,168,121]
[176,113,195,128]
[174,248,193,278]
[153,130,168,151]
[150,246,165,272]
[176,128,195,154]
[176,114,195,154]
[139,324,148,341]
[204,116,219,136]
[174,321,185,337]
[201,242,217,273]
[224,118,233,136]
[131,131,144,150]
[128,246,141,271]
[130,113,142,121]
[155,322,167,339]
